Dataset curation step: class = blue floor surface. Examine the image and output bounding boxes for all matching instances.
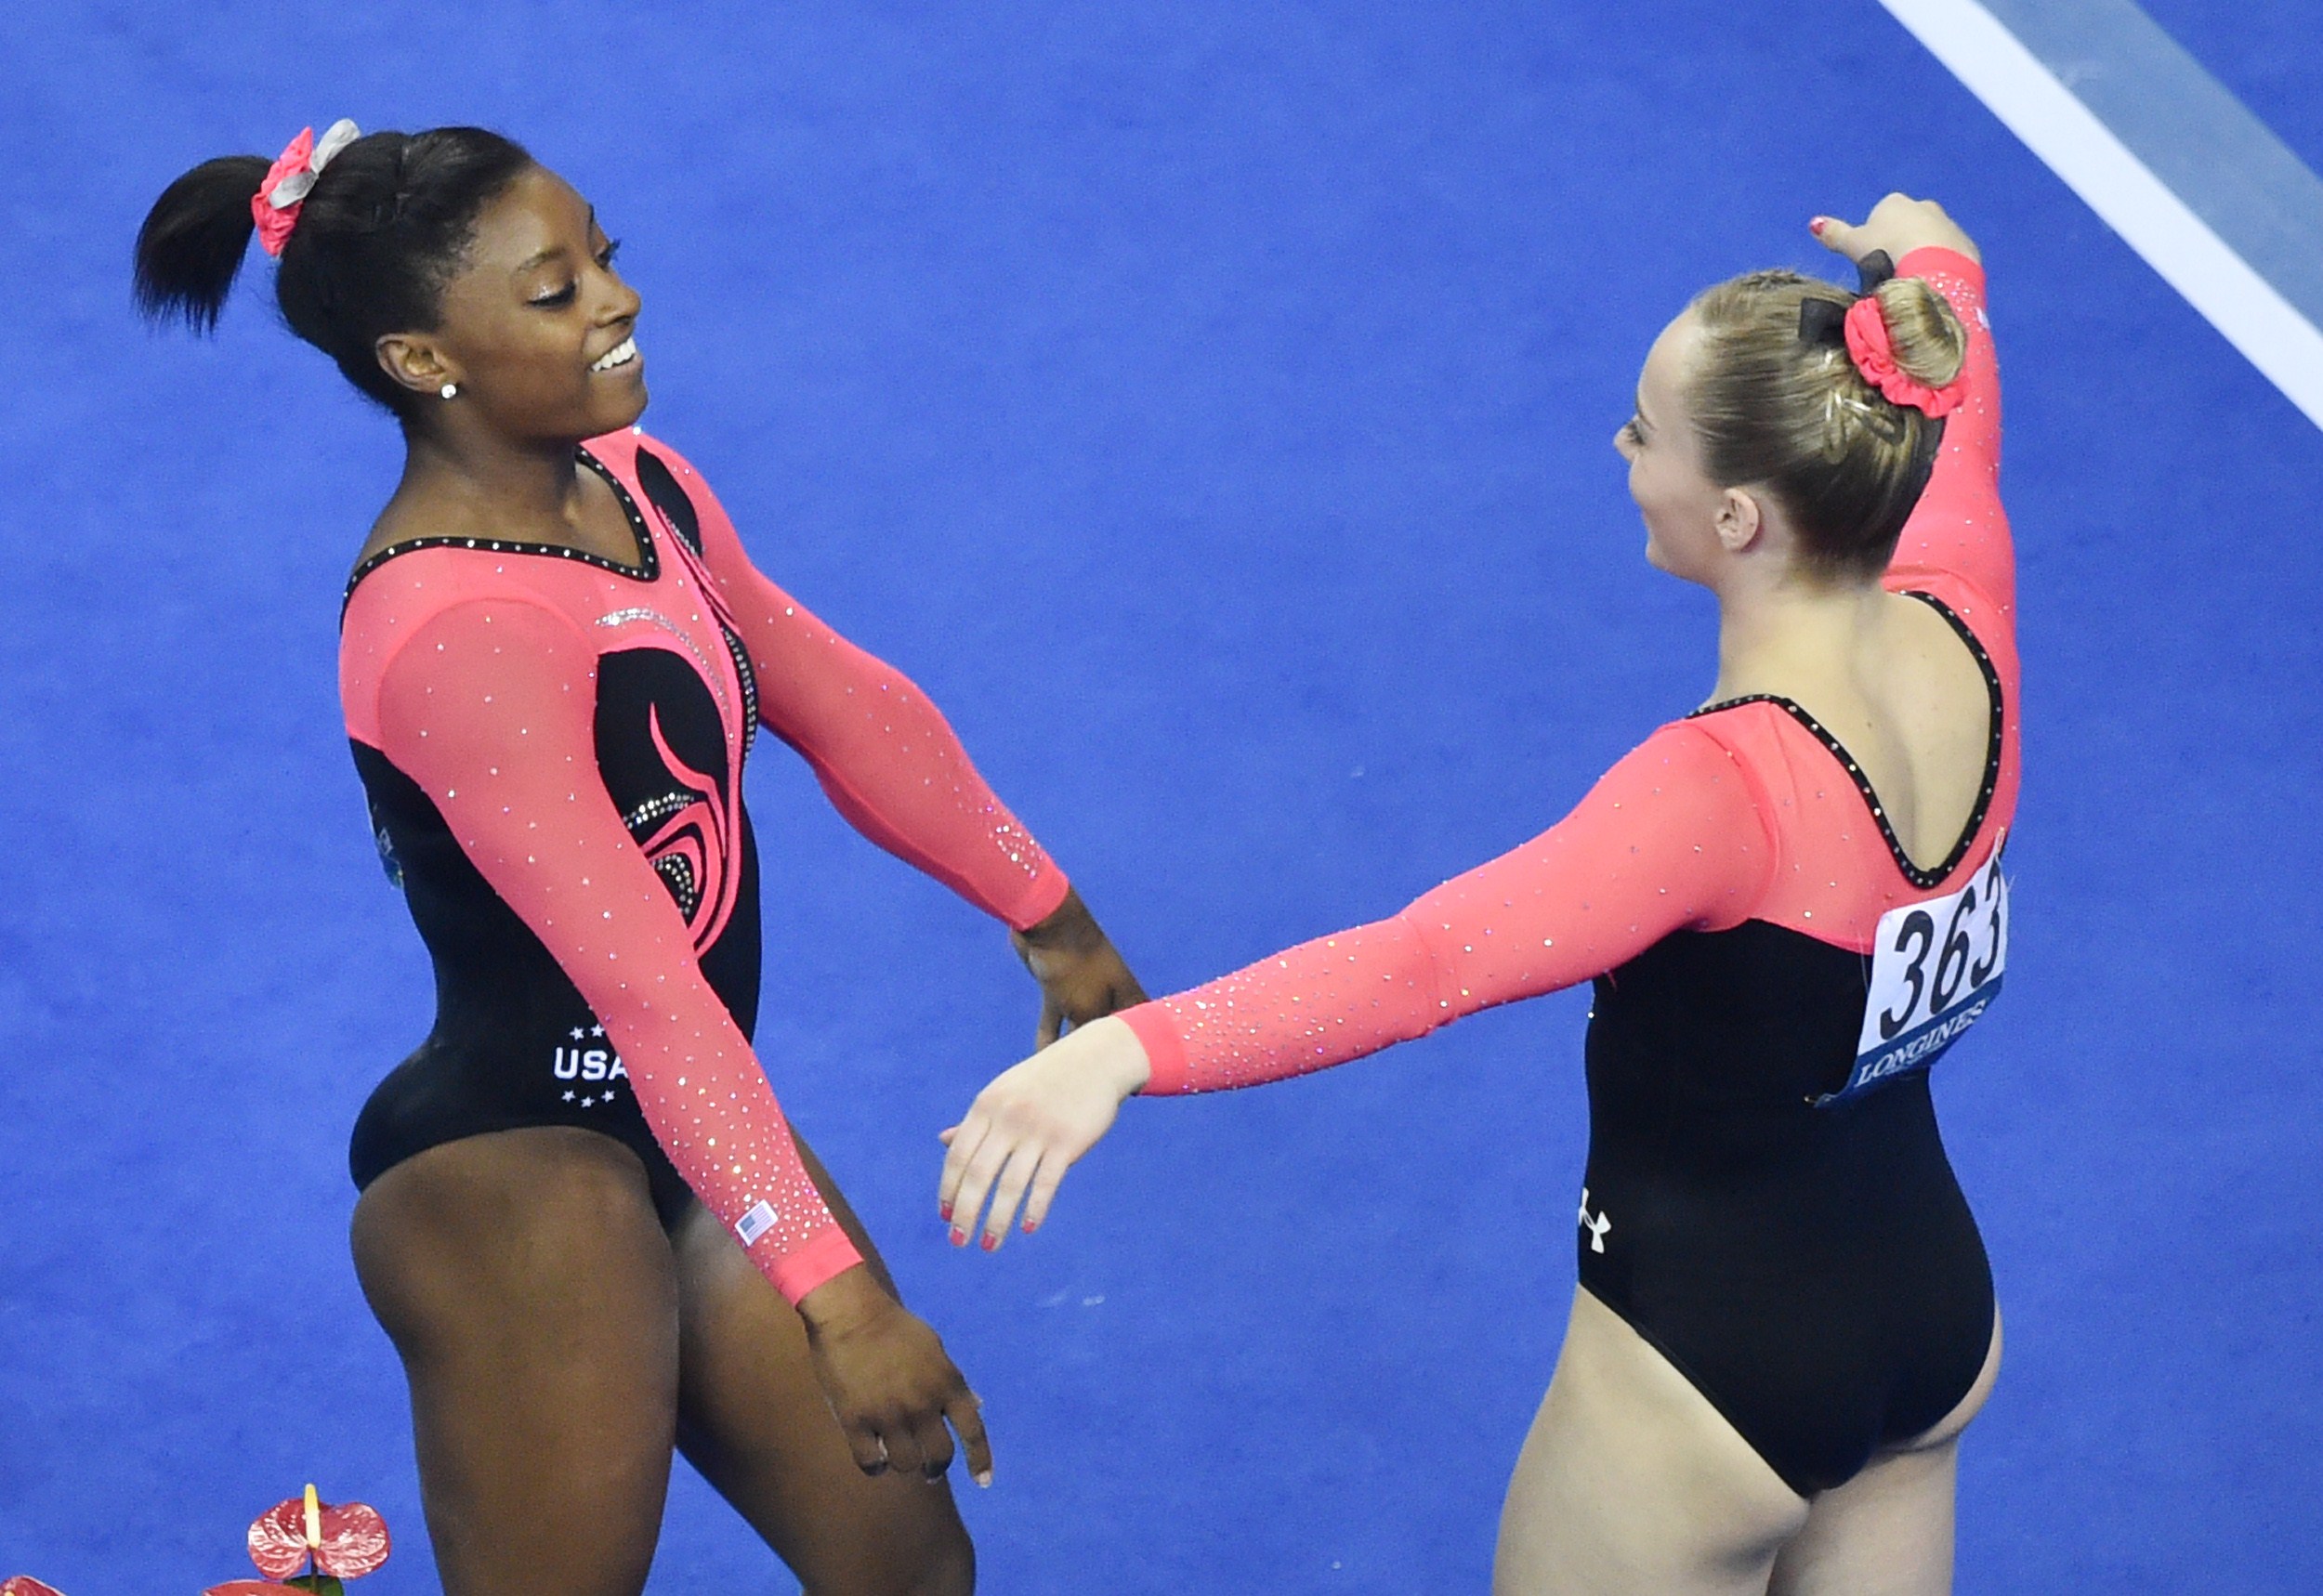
[3,2,2319,1590]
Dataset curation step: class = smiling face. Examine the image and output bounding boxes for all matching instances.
[1614,309,1742,583]
[374,164,645,441]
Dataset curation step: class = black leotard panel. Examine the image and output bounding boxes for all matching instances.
[340,431,1071,1299]
[347,628,764,1229]
[1579,922,1993,1494]
[347,448,768,1230]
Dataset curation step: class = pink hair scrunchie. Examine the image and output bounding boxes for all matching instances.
[1842,294,1964,418]
[251,119,361,258]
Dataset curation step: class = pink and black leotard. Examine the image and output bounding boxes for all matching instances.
[342,429,1069,1305]
[1116,247,2014,1496]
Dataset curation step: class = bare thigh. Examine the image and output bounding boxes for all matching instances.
[670,1133,974,1596]
[1493,1288,1809,1596]
[1765,1310,2003,1596]
[349,1127,683,1596]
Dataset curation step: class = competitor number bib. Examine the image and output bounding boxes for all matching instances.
[1818,849,2009,1107]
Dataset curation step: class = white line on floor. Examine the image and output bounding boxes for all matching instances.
[1879,0,2323,430]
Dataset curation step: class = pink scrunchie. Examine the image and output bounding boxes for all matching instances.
[251,126,317,258]
[1843,294,1964,418]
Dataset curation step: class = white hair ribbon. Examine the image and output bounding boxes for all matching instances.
[267,119,362,211]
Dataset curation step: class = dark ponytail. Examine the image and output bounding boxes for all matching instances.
[133,157,272,332]
[134,126,535,414]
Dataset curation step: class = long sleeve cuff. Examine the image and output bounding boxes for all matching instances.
[1004,865,1074,934]
[763,1224,867,1305]
[1122,1000,1193,1094]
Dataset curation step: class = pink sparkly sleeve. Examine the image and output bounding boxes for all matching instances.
[643,440,1070,930]
[372,595,862,1303]
[1124,722,1775,1093]
[1889,247,2013,617]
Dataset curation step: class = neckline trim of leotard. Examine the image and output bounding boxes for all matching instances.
[341,446,661,614]
[1686,590,2004,891]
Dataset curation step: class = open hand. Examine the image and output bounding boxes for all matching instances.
[938,1014,1152,1249]
[1012,885,1148,1047]
[797,1264,993,1486]
[1813,192,1980,267]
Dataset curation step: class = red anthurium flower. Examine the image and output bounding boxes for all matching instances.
[3,1576,69,1596]
[247,1487,391,1580]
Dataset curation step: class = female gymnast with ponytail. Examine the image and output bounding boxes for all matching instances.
[942,194,2014,1595]
[136,121,1145,1596]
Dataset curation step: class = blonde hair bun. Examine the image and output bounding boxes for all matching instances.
[1685,267,1962,579]
[1870,276,1968,390]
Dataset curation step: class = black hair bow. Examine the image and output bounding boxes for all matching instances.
[1797,249,1896,345]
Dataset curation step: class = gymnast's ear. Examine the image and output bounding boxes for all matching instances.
[1714,485,1765,555]
[375,333,460,399]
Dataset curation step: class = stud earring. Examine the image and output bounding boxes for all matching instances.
[440,383,459,400]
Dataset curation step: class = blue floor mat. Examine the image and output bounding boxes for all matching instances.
[2,2,2318,1590]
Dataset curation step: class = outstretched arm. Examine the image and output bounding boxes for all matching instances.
[641,441,1068,925]
[641,441,1146,1035]
[938,721,1774,1247]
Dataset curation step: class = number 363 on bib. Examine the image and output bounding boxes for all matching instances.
[1818,848,2009,1108]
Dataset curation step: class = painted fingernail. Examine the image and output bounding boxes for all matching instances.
[979,1233,997,1251]
[1021,1218,1038,1234]
[975,1471,993,1489]
[951,1227,966,1246]
[939,1202,953,1222]
[1809,216,1828,235]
